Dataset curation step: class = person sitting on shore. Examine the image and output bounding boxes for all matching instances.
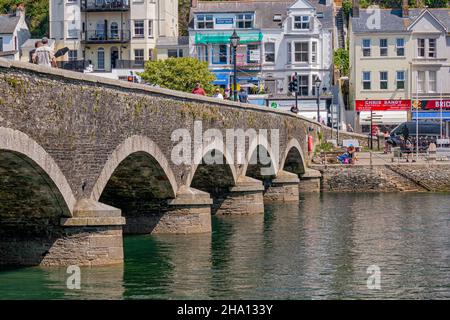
[347,145,357,164]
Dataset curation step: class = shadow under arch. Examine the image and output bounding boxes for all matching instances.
[0,130,74,265]
[242,134,279,182]
[188,142,238,215]
[93,136,178,234]
[280,138,307,176]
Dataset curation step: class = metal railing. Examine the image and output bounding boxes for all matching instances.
[115,60,145,69]
[82,30,131,43]
[57,60,90,72]
[81,0,130,11]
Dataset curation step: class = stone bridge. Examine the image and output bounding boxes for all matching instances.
[0,59,370,266]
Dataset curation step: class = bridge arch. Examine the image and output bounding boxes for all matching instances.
[280,138,307,176]
[91,135,178,201]
[242,134,279,179]
[0,127,76,215]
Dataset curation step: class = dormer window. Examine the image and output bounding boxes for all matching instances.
[294,16,310,30]
[236,14,253,29]
[197,15,214,29]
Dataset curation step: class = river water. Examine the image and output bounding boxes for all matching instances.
[1,193,450,300]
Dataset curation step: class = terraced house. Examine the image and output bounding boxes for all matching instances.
[350,0,450,130]
[189,0,335,116]
[49,0,178,79]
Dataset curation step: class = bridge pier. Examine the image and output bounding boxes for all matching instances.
[299,169,322,193]
[151,187,213,234]
[264,170,300,202]
[215,176,265,215]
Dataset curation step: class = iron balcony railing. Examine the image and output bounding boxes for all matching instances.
[115,60,145,69]
[82,30,131,43]
[81,0,130,12]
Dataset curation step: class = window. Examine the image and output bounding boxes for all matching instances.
[68,50,77,62]
[236,14,253,29]
[97,48,105,70]
[362,71,371,90]
[212,44,227,64]
[380,71,388,90]
[287,42,291,63]
[299,75,309,96]
[294,42,309,63]
[0,38,3,52]
[264,42,275,63]
[429,39,436,58]
[362,39,371,57]
[197,15,213,29]
[134,20,144,37]
[168,49,183,58]
[418,39,425,57]
[197,46,208,62]
[148,20,153,37]
[294,16,310,29]
[429,71,437,93]
[312,74,319,96]
[247,44,260,63]
[396,38,405,56]
[311,42,317,64]
[380,39,387,56]
[110,22,119,39]
[134,49,144,61]
[397,71,405,89]
[417,71,425,92]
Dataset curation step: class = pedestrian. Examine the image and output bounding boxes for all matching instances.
[192,82,206,96]
[238,88,249,103]
[32,37,57,68]
[29,41,42,63]
[404,137,414,163]
[384,131,391,154]
[224,87,230,100]
[347,123,354,133]
[213,88,224,100]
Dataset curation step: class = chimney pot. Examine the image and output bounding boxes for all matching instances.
[353,0,360,18]
[402,0,409,18]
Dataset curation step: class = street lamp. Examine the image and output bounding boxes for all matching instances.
[230,30,240,101]
[315,77,322,123]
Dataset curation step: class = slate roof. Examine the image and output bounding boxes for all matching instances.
[352,8,450,33]
[189,0,334,30]
[0,14,20,34]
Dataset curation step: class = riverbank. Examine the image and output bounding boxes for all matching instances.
[311,163,450,193]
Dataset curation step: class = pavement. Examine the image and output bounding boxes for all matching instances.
[351,151,450,166]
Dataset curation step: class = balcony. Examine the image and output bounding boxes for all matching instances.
[81,0,130,12]
[115,60,145,69]
[82,30,130,44]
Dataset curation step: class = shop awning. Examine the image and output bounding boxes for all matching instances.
[195,32,263,45]
[212,73,229,85]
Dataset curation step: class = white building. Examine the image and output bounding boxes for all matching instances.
[49,0,178,78]
[188,0,334,117]
[0,4,30,61]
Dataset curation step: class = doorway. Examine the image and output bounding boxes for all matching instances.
[111,47,119,69]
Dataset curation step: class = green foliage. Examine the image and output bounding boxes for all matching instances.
[342,0,352,20]
[139,57,217,94]
[315,142,335,154]
[334,48,349,77]
[0,0,49,37]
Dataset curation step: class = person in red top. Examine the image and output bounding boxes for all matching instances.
[192,82,206,96]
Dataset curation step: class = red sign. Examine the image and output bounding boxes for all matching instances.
[355,100,411,111]
[419,100,450,110]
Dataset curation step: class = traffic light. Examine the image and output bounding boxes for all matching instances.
[292,76,298,93]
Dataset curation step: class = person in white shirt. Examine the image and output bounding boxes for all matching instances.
[213,88,224,100]
[32,37,57,68]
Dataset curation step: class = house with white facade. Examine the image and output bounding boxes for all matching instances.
[0,4,30,61]
[188,0,334,117]
[350,0,450,131]
[49,0,178,79]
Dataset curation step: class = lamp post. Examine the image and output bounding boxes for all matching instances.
[315,77,322,123]
[230,30,240,102]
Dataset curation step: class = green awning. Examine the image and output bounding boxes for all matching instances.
[195,32,263,45]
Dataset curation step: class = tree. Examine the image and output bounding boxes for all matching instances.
[139,57,217,94]
[0,0,48,38]
[334,48,349,77]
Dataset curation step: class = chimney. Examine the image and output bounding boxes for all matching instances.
[191,0,198,8]
[402,0,409,18]
[353,0,360,18]
[15,3,25,19]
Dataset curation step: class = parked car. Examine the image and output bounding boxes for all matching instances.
[387,121,441,149]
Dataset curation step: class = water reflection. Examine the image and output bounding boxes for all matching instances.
[1,193,450,299]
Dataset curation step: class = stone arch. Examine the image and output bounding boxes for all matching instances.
[280,138,307,176]
[242,133,279,179]
[186,139,238,189]
[0,127,76,215]
[91,135,177,201]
